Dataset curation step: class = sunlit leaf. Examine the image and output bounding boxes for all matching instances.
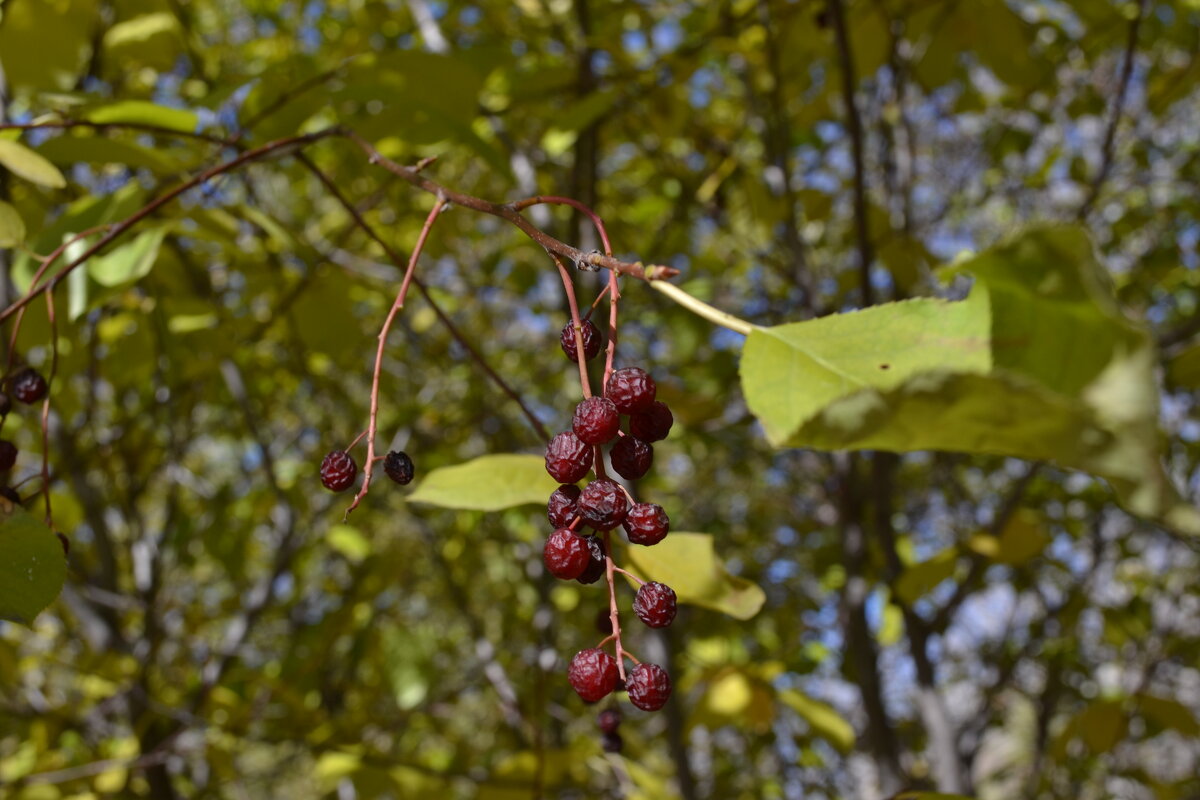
[894,548,958,605]
[0,139,68,188]
[778,689,856,753]
[0,201,25,247]
[409,454,558,511]
[623,533,765,620]
[84,101,199,134]
[87,227,167,287]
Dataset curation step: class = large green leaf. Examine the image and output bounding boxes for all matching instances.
[408,454,558,511]
[623,533,765,620]
[0,201,25,247]
[0,0,99,92]
[740,226,1200,535]
[84,101,199,134]
[0,499,67,626]
[0,139,68,188]
[87,227,167,287]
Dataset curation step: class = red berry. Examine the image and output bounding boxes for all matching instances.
[604,367,656,414]
[547,484,581,528]
[544,431,593,484]
[626,663,672,711]
[543,528,591,580]
[610,436,653,481]
[578,478,630,531]
[629,401,673,442]
[560,319,603,362]
[572,396,620,445]
[633,581,678,628]
[623,503,669,546]
[598,708,622,734]
[577,535,607,584]
[11,368,47,404]
[320,450,358,492]
[383,450,415,484]
[568,648,619,703]
[0,441,16,472]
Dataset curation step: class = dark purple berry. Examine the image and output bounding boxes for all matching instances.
[383,450,415,485]
[572,396,620,445]
[567,648,619,703]
[0,486,20,504]
[633,581,678,628]
[626,663,672,711]
[547,484,581,528]
[578,478,630,531]
[0,441,16,472]
[595,607,614,634]
[543,528,591,580]
[11,368,47,404]
[601,731,623,753]
[629,401,673,442]
[604,367,656,414]
[560,319,603,362]
[320,450,358,492]
[545,431,593,484]
[577,536,607,585]
[0,393,11,416]
[598,708,622,734]
[610,436,653,481]
[623,503,669,546]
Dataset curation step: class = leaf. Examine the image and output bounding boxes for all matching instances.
[87,227,167,287]
[1137,694,1200,736]
[84,101,198,134]
[37,135,180,172]
[894,548,958,605]
[0,0,99,92]
[0,201,25,247]
[0,139,68,188]
[967,509,1048,565]
[740,226,1200,536]
[0,498,68,625]
[623,533,766,620]
[408,454,558,511]
[327,524,371,563]
[778,689,856,753]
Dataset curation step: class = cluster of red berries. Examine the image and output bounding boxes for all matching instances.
[545,318,677,717]
[0,367,49,493]
[319,447,415,491]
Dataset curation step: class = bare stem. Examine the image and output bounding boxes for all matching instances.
[40,290,57,527]
[648,281,758,336]
[603,530,628,682]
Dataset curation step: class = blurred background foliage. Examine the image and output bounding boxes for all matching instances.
[1,0,1199,798]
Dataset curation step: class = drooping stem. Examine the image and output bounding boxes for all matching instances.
[510,194,613,257]
[603,530,628,682]
[648,278,758,336]
[41,290,58,527]
[551,253,593,400]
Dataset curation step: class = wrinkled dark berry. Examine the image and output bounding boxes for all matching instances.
[598,708,622,734]
[320,450,358,492]
[577,535,607,584]
[11,368,47,404]
[56,532,70,557]
[629,401,673,442]
[601,731,623,753]
[547,484,581,528]
[604,367,656,414]
[0,393,11,416]
[623,503,669,546]
[633,581,678,628]
[543,528,591,580]
[0,486,20,504]
[560,319,603,362]
[610,436,653,481]
[578,478,630,531]
[383,450,415,485]
[0,441,16,471]
[545,431,593,484]
[572,396,620,445]
[567,648,619,703]
[595,607,614,634]
[626,663,672,711]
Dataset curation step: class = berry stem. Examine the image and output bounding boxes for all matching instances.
[509,195,613,257]
[551,253,593,399]
[346,429,369,451]
[602,530,628,682]
[346,198,447,518]
[602,270,620,395]
[612,567,644,586]
[40,290,57,528]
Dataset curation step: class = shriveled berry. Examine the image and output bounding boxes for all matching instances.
[623,503,669,546]
[610,436,653,481]
[0,393,11,416]
[578,478,630,531]
[320,450,358,492]
[577,535,607,585]
[572,396,620,445]
[0,486,20,504]
[567,648,619,703]
[629,401,673,442]
[545,431,593,484]
[543,528,591,580]
[601,731,623,753]
[633,581,678,628]
[626,663,672,711]
[598,708,622,734]
[11,368,47,404]
[383,450,415,485]
[0,441,16,472]
[547,484,581,528]
[560,319,603,362]
[604,367,656,414]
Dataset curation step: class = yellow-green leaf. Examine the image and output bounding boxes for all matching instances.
[894,548,958,605]
[84,100,198,134]
[0,499,68,625]
[778,689,856,753]
[87,227,167,287]
[0,201,26,247]
[967,509,1048,565]
[409,454,558,511]
[623,533,765,620]
[0,139,68,188]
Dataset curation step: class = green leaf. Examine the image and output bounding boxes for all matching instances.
[84,101,198,134]
[623,533,765,620]
[36,135,180,172]
[101,12,182,72]
[740,226,1200,536]
[777,689,856,753]
[967,509,1048,565]
[87,227,167,287]
[894,548,958,605]
[1137,694,1200,736]
[408,454,558,511]
[0,0,98,92]
[0,139,68,188]
[0,201,25,247]
[327,524,371,563]
[0,499,68,625]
